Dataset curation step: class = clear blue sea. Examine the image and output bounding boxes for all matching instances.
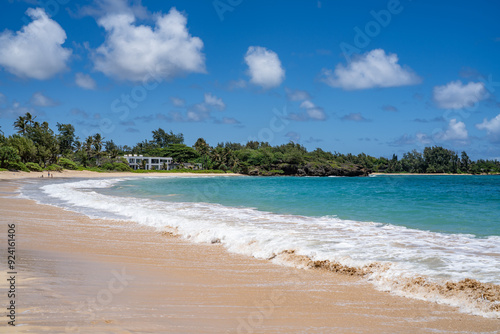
[101,175,500,237]
[22,175,500,317]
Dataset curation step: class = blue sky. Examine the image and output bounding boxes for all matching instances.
[0,0,499,159]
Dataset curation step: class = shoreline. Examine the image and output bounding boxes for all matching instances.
[2,170,499,182]
[0,170,243,180]
[370,172,497,176]
[1,178,500,332]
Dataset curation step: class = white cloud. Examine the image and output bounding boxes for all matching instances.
[227,79,247,90]
[0,100,36,118]
[77,0,149,19]
[0,8,71,80]
[320,49,421,90]
[341,112,370,122]
[93,8,205,82]
[75,72,97,90]
[219,117,240,125]
[185,93,226,122]
[285,88,311,101]
[299,100,315,109]
[476,113,500,141]
[170,97,185,107]
[299,100,326,120]
[438,119,468,141]
[30,92,58,107]
[204,93,225,110]
[244,46,285,89]
[433,80,488,109]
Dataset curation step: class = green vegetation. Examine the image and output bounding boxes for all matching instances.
[25,162,43,172]
[0,112,499,175]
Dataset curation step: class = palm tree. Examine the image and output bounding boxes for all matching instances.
[93,133,103,153]
[84,136,93,157]
[13,116,27,135]
[25,112,37,126]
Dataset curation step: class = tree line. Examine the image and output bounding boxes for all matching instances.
[0,112,499,175]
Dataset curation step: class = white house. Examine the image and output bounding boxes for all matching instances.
[123,155,173,170]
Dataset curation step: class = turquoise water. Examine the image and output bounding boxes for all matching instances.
[28,175,500,316]
[103,175,500,237]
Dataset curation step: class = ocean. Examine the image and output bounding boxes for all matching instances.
[21,175,500,318]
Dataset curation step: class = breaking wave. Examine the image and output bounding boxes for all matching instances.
[23,178,500,318]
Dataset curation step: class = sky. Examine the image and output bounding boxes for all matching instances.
[0,0,499,160]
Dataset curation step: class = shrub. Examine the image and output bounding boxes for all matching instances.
[113,163,132,172]
[58,158,78,170]
[25,162,43,172]
[7,162,29,172]
[101,162,114,170]
[47,164,63,172]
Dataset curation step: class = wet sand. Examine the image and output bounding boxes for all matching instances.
[1,178,499,333]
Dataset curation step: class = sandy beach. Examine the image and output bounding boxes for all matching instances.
[1,174,500,333]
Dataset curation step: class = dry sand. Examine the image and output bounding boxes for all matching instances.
[0,176,499,333]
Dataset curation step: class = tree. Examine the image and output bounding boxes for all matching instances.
[25,112,37,126]
[93,133,104,154]
[0,146,20,168]
[13,116,28,135]
[152,128,184,147]
[104,140,120,159]
[6,135,36,163]
[193,137,210,156]
[56,123,76,155]
[461,151,470,173]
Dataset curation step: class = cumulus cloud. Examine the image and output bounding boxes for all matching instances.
[170,97,185,107]
[244,46,285,89]
[30,92,58,107]
[215,117,240,125]
[75,72,97,90]
[77,0,149,19]
[0,8,71,80]
[183,93,226,122]
[299,100,326,120]
[437,119,468,141]
[93,7,205,81]
[320,49,421,90]
[341,112,370,122]
[433,80,488,109]
[390,132,432,147]
[476,113,500,142]
[227,79,247,90]
[0,100,36,118]
[382,105,398,112]
[285,88,311,101]
[204,93,225,110]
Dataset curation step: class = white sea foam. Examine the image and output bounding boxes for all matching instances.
[30,178,500,318]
